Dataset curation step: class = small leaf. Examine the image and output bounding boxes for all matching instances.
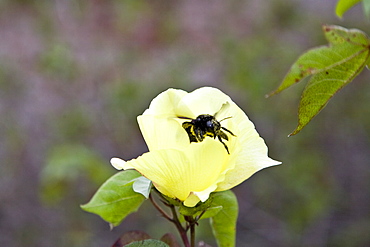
[133,176,152,199]
[335,0,361,18]
[81,170,145,227]
[125,239,169,247]
[112,230,151,247]
[209,191,238,247]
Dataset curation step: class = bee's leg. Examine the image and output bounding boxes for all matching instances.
[221,127,236,137]
[217,135,230,154]
[194,128,204,142]
[219,131,229,141]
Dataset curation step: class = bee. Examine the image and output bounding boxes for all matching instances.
[180,114,236,154]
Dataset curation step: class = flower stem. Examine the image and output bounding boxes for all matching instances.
[149,193,190,247]
[184,215,197,247]
[170,205,190,247]
[190,220,195,247]
[149,193,172,221]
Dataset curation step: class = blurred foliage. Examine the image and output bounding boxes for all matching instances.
[39,43,79,81]
[40,144,112,205]
[0,0,369,247]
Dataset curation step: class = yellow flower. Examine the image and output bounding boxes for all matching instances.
[111,87,281,207]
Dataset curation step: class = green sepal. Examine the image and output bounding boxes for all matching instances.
[81,170,145,227]
[179,195,214,217]
[209,191,238,247]
[161,194,182,207]
[177,194,223,223]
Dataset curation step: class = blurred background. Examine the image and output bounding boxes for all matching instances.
[1,0,369,246]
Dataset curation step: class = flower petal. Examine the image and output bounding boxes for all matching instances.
[184,193,201,207]
[184,193,200,208]
[215,105,282,190]
[117,149,193,201]
[113,139,228,204]
[178,87,231,117]
[110,157,132,170]
[186,138,229,191]
[137,115,189,151]
[144,88,188,116]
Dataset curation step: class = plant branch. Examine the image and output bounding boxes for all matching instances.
[149,192,190,247]
[149,193,172,222]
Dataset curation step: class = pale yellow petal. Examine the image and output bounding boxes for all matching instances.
[137,115,189,151]
[110,157,134,170]
[185,138,228,192]
[216,137,281,191]
[193,184,218,202]
[144,88,188,116]
[177,87,231,117]
[121,149,192,201]
[119,139,228,204]
[215,103,281,191]
[184,193,201,207]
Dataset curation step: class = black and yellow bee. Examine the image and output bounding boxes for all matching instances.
[180,114,236,154]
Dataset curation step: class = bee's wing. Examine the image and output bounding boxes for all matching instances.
[214,102,231,120]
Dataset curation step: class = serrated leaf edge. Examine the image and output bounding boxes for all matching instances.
[289,48,370,136]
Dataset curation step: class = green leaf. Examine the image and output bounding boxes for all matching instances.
[81,170,145,227]
[290,49,369,136]
[268,25,370,135]
[209,191,238,247]
[267,25,369,98]
[335,0,361,18]
[323,25,369,46]
[266,45,345,97]
[125,239,170,247]
[133,176,152,199]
